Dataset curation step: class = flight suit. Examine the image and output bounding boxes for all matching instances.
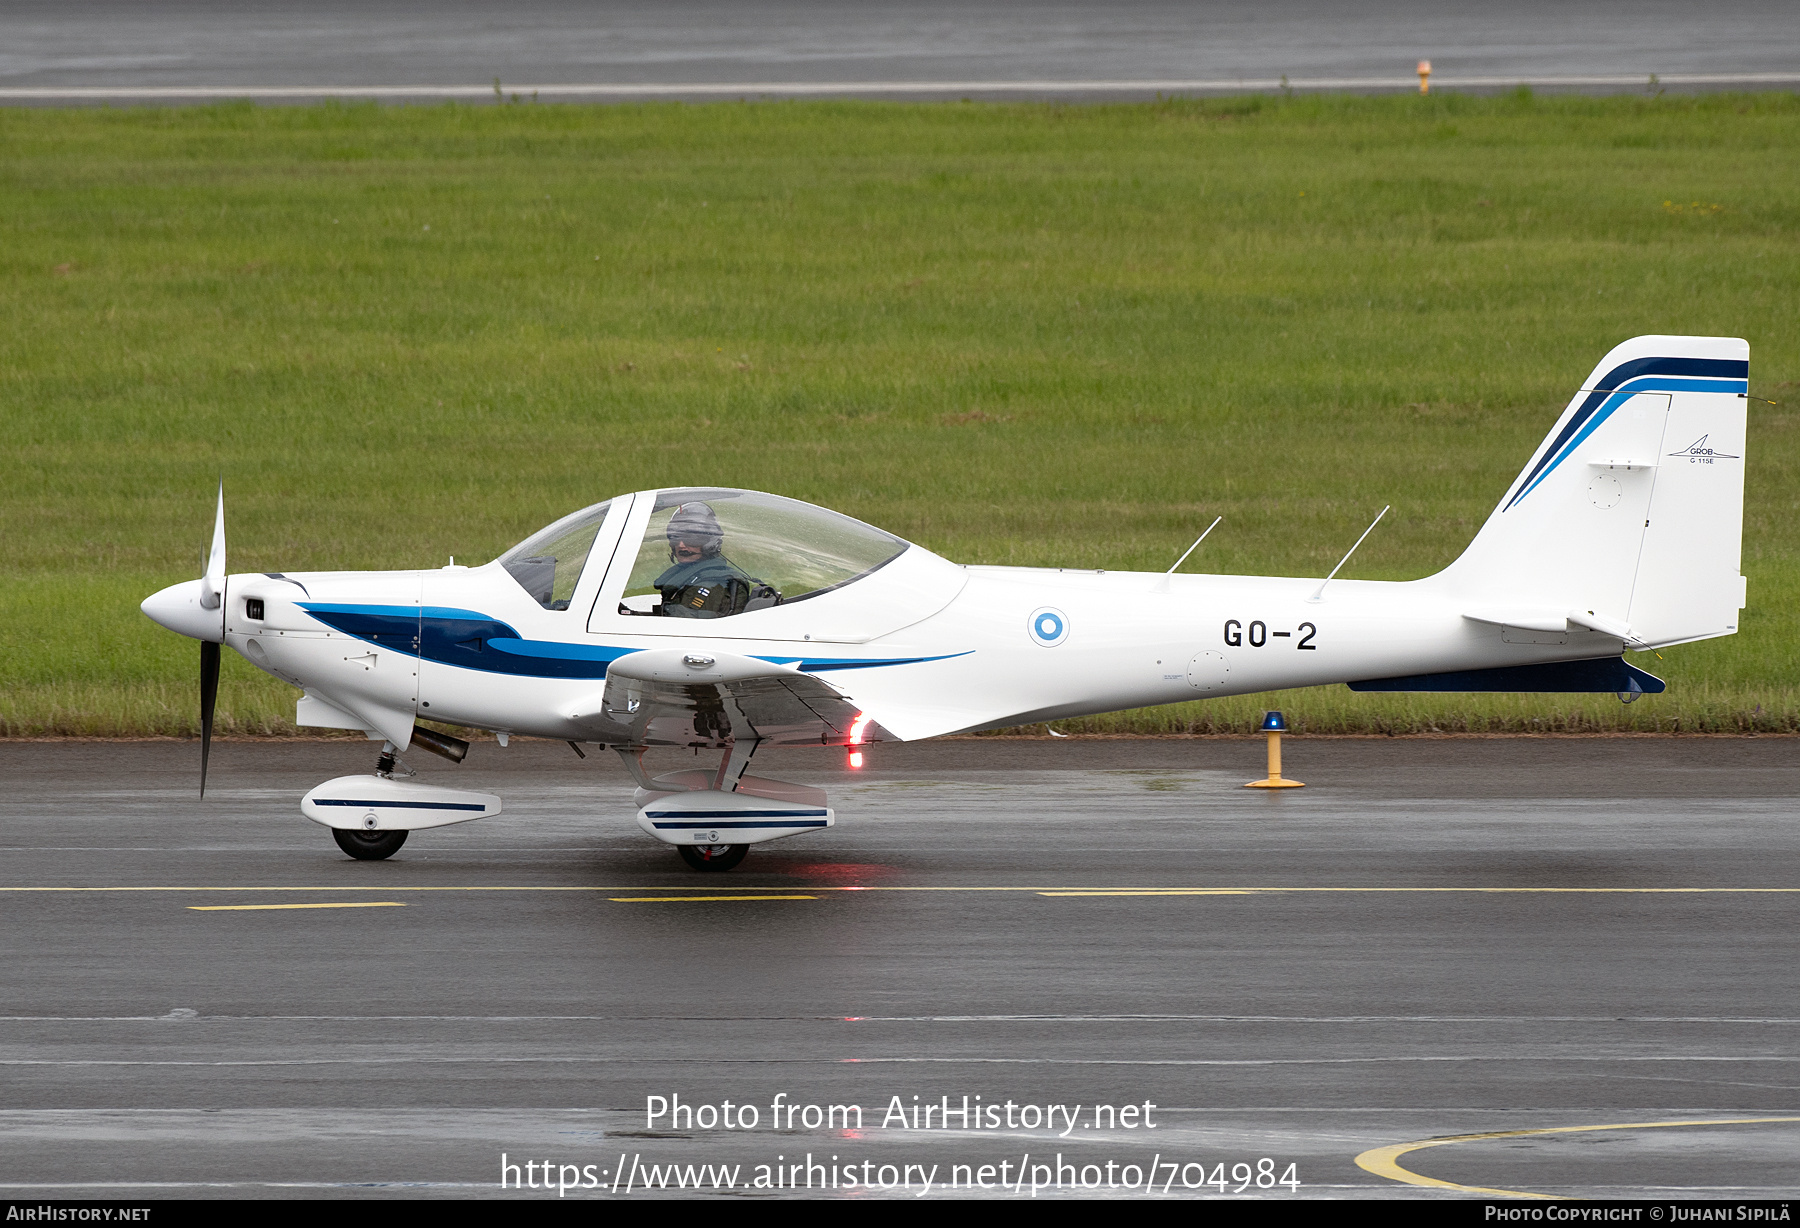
[653,556,755,618]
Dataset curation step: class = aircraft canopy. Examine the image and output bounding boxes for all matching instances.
[499,488,910,618]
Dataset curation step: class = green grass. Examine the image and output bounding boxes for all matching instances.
[4,91,1799,736]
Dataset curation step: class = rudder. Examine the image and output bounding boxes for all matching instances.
[1437,335,1749,649]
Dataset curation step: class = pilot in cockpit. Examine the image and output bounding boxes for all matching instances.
[654,502,760,618]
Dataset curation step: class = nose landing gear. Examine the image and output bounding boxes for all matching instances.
[333,827,408,860]
[303,739,501,862]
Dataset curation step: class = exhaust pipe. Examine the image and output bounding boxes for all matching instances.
[410,725,470,763]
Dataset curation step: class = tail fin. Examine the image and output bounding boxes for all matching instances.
[1437,335,1748,649]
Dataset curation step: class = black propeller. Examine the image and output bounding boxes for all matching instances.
[200,640,220,798]
[196,482,227,798]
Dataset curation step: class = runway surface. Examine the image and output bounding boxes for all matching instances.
[0,735,1797,1199]
[2,0,1798,100]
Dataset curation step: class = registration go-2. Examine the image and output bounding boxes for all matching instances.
[1223,619,1318,649]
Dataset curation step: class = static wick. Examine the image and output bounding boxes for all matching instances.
[1167,516,1224,574]
[1246,710,1304,789]
[1418,60,1432,94]
[1310,505,1390,602]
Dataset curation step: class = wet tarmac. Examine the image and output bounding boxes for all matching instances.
[0,735,1796,1198]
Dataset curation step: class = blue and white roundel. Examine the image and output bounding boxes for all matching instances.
[1028,607,1069,647]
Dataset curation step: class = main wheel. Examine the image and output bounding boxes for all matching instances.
[333,828,408,860]
[678,843,747,872]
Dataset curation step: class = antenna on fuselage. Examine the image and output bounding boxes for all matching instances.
[1309,505,1389,602]
[1167,516,1223,574]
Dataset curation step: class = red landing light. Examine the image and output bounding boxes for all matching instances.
[847,711,871,769]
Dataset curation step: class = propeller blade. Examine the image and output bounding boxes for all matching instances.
[199,481,226,611]
[200,640,220,798]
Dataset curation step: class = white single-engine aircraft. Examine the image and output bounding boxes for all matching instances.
[143,335,1750,870]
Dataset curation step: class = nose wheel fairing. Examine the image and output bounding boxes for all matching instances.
[301,773,501,831]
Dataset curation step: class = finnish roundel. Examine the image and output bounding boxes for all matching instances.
[1028,607,1069,647]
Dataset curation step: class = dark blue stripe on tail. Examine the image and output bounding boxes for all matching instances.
[1505,356,1748,511]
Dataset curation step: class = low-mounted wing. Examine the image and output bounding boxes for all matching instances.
[564,649,890,747]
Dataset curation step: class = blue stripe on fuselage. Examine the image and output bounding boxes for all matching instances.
[297,603,968,680]
[749,652,972,672]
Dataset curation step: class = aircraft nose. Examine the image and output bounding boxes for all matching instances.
[142,579,225,643]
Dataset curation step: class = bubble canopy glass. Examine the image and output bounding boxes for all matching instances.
[498,489,909,616]
[496,500,612,610]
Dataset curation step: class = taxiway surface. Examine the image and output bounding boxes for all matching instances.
[0,736,1796,1199]
[3,0,1798,99]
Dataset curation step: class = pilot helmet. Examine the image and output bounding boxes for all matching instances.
[666,502,724,557]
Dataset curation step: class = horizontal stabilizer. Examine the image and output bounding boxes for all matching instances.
[1565,610,1635,641]
[1462,609,1571,634]
[1464,609,1637,642]
[1348,656,1665,694]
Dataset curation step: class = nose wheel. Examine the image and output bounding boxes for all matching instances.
[333,828,408,861]
[678,844,747,872]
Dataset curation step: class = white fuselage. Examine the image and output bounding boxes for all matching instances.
[220,547,1625,748]
[138,335,1751,860]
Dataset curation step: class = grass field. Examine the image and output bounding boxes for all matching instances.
[3,91,1798,737]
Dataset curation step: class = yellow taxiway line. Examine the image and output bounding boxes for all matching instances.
[608,895,816,903]
[1355,1116,1800,1198]
[5,886,1800,895]
[1039,889,1259,896]
[187,902,407,912]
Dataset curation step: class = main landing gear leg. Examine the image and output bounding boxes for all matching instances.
[678,739,761,873]
[678,843,748,872]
